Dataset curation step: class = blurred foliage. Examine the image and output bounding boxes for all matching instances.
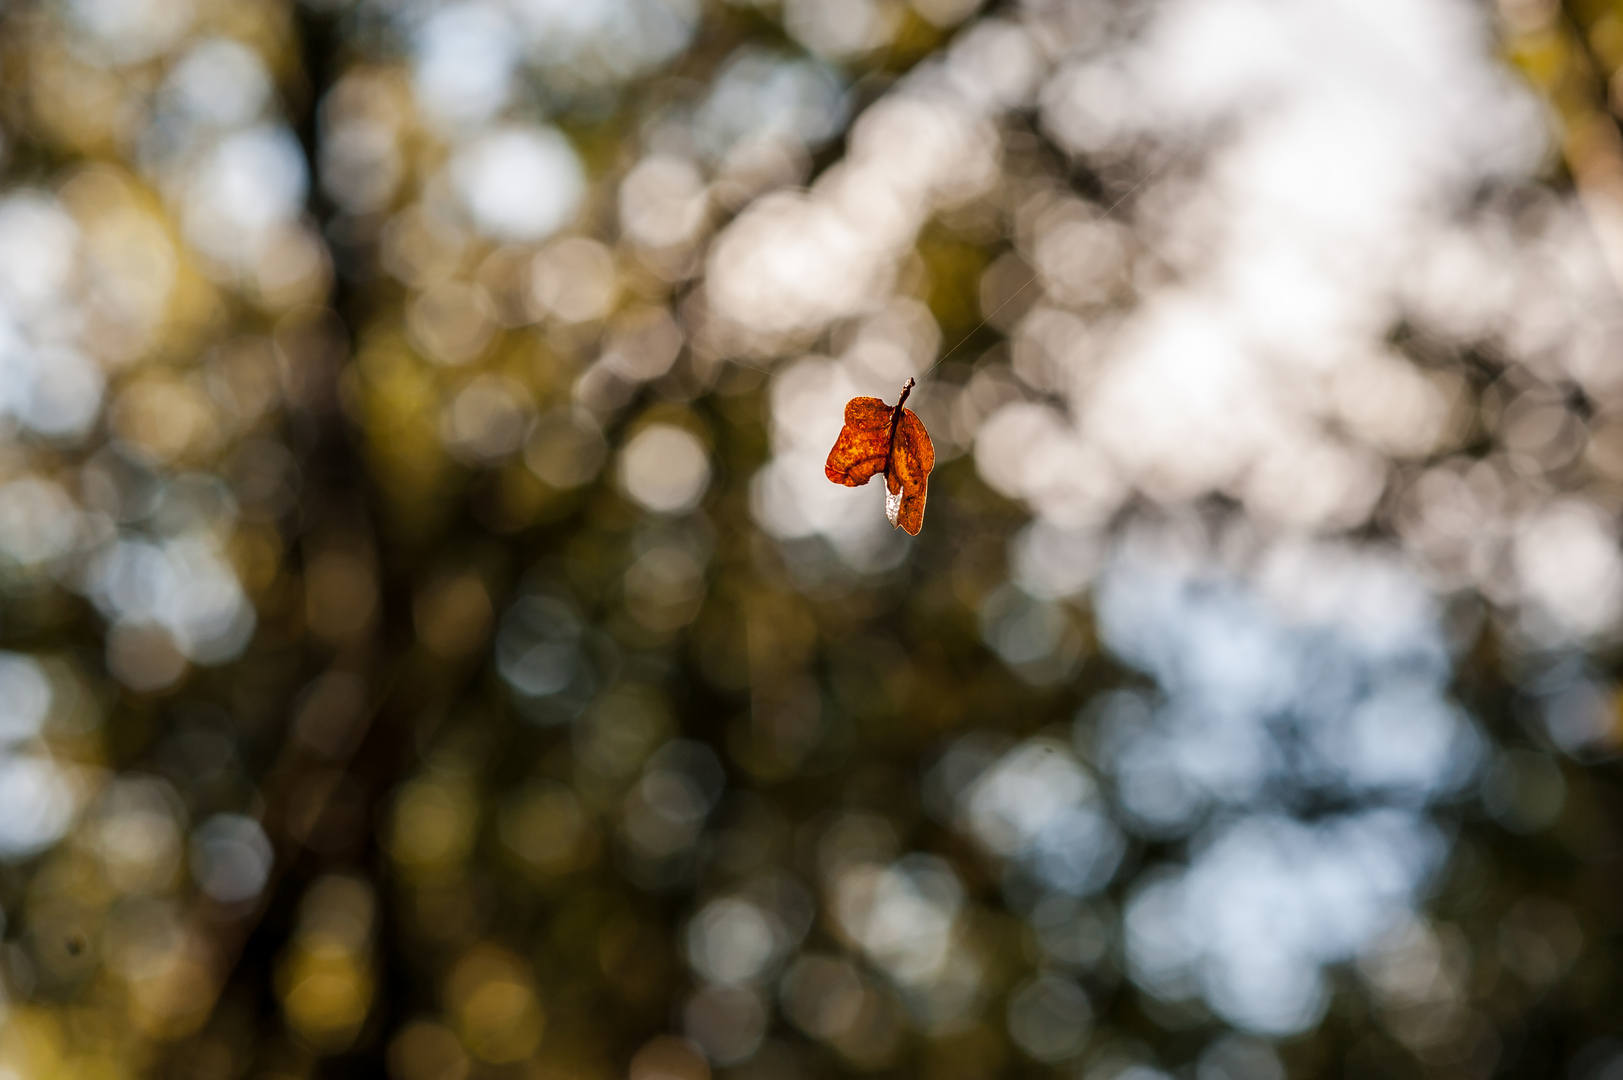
[0,1,1621,1079]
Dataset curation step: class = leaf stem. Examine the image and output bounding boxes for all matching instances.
[885,377,916,488]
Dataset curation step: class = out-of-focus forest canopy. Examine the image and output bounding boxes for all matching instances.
[1,0,1623,1077]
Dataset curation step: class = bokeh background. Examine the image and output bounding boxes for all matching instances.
[0,0,1621,1076]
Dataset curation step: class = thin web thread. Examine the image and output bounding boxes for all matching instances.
[915,143,1181,384]
[713,143,1184,386]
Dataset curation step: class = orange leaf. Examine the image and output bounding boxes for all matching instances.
[824,378,936,535]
